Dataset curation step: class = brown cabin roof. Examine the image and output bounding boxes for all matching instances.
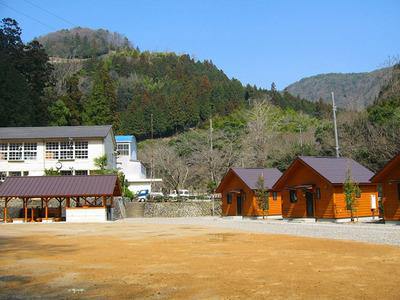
[0,175,121,198]
[371,153,400,182]
[273,156,374,190]
[216,168,282,193]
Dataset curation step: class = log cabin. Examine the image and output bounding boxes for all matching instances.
[370,153,400,223]
[272,156,378,221]
[216,168,282,217]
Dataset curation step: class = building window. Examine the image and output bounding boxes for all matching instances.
[75,170,88,176]
[60,170,73,176]
[46,142,59,159]
[315,187,321,200]
[0,143,7,160]
[60,142,74,160]
[0,171,6,181]
[272,191,278,201]
[9,171,22,177]
[75,141,88,159]
[23,171,29,176]
[24,143,37,160]
[227,193,232,204]
[289,190,297,203]
[8,143,23,161]
[117,143,130,156]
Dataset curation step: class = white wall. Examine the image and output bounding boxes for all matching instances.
[66,207,108,222]
[0,137,114,177]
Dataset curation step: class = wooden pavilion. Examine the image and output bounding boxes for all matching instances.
[0,175,121,223]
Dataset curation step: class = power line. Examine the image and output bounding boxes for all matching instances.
[0,1,57,31]
[22,0,77,27]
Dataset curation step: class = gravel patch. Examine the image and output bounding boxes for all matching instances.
[120,217,400,246]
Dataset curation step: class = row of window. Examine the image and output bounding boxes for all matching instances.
[0,171,29,181]
[0,170,89,181]
[0,143,37,160]
[45,141,88,160]
[0,141,89,161]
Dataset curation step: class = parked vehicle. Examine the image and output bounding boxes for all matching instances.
[137,189,149,202]
[150,191,164,198]
[168,189,190,198]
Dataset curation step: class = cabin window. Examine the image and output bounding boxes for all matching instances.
[377,184,383,198]
[227,193,232,204]
[289,190,297,203]
[272,191,278,201]
[315,188,321,200]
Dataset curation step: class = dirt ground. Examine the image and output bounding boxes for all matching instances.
[0,222,399,299]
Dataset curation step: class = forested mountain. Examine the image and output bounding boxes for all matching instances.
[285,68,391,110]
[26,25,329,139]
[35,27,132,58]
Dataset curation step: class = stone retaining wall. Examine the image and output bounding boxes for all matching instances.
[143,200,221,218]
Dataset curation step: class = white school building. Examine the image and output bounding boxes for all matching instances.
[0,126,161,194]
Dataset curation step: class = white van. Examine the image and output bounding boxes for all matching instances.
[168,189,190,198]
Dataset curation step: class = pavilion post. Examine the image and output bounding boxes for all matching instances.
[102,196,106,207]
[4,198,8,223]
[44,198,49,220]
[31,207,35,222]
[58,198,63,218]
[110,196,114,207]
[66,197,70,208]
[24,198,28,222]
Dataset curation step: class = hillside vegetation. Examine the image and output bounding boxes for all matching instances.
[30,25,329,140]
[35,27,132,58]
[1,18,399,193]
[286,68,391,109]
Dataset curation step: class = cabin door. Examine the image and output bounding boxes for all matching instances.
[305,191,314,217]
[236,194,242,216]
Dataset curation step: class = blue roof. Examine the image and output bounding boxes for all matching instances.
[115,135,136,142]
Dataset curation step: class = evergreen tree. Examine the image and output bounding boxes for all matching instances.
[83,63,116,125]
[48,99,71,126]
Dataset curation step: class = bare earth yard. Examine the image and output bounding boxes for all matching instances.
[1,219,399,299]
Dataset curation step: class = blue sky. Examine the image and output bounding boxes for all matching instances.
[1,0,399,89]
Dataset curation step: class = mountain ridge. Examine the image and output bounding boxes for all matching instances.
[285,67,392,109]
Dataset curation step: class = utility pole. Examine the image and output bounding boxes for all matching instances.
[298,124,303,153]
[150,113,154,193]
[209,118,214,216]
[331,92,340,158]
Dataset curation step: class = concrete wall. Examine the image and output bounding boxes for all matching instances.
[143,201,221,218]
